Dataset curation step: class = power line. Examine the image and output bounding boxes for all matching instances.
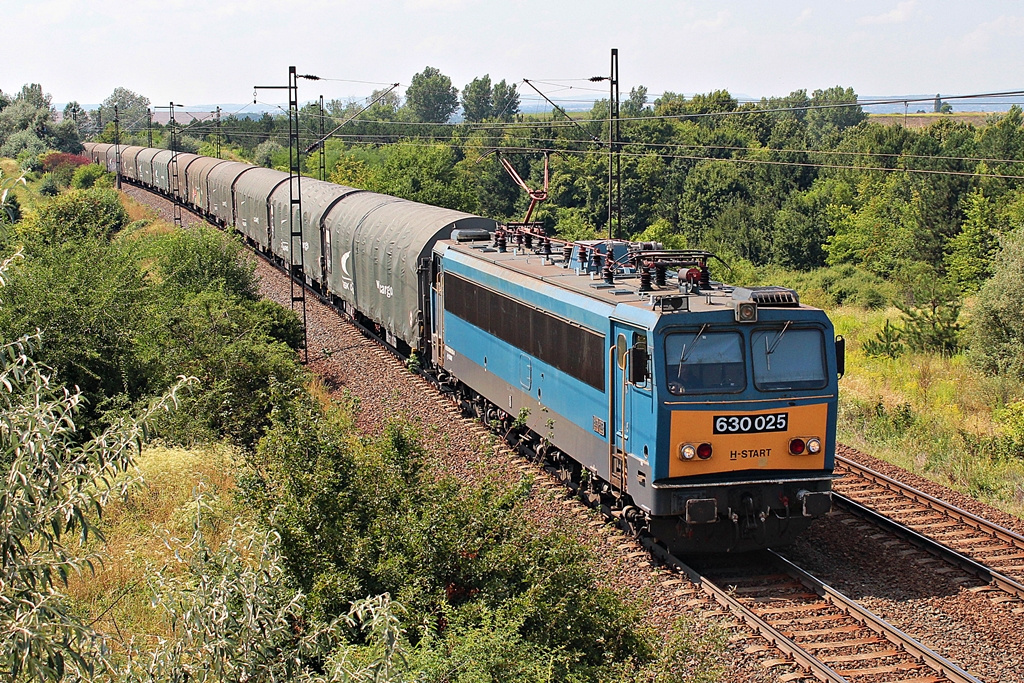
[139,120,1024,175]
[276,136,1024,181]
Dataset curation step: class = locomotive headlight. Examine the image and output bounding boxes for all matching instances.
[679,444,697,460]
[806,438,821,455]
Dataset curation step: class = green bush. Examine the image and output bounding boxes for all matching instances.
[242,397,694,682]
[0,237,154,434]
[27,187,129,245]
[2,129,47,160]
[37,173,59,196]
[146,290,307,449]
[253,140,284,168]
[763,264,893,309]
[71,163,109,189]
[154,225,260,300]
[967,230,1024,378]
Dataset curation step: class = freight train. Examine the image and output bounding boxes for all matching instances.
[83,141,844,554]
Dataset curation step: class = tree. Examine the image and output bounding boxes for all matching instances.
[685,90,737,120]
[945,188,1000,292]
[675,159,748,244]
[773,177,855,270]
[622,86,649,118]
[62,101,88,129]
[363,87,402,121]
[0,89,51,151]
[253,139,284,168]
[896,267,962,354]
[101,86,151,133]
[0,83,80,155]
[653,91,687,117]
[491,79,519,121]
[16,83,50,109]
[461,75,493,123]
[825,173,926,277]
[404,66,459,123]
[976,106,1024,197]
[365,142,477,212]
[967,231,1024,378]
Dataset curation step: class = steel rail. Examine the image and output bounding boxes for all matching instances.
[836,454,1024,551]
[645,542,847,683]
[769,550,984,683]
[834,493,1024,601]
[654,541,984,683]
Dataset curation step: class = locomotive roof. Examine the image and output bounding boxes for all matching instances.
[442,237,819,318]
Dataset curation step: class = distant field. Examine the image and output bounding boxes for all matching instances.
[869,111,994,128]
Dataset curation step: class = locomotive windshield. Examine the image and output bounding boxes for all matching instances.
[751,326,827,391]
[665,330,744,395]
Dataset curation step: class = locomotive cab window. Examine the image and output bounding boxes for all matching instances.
[665,329,744,395]
[751,325,827,391]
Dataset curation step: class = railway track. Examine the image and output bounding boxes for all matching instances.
[664,548,982,683]
[834,454,1024,611]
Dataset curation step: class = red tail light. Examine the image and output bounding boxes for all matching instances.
[697,443,713,459]
[789,438,806,455]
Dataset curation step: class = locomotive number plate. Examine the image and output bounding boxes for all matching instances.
[713,412,788,434]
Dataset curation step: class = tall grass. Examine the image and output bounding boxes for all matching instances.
[833,304,1024,517]
[65,444,245,651]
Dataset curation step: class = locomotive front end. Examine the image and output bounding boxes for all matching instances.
[644,292,841,553]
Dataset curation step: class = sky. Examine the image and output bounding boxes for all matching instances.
[6,0,1024,113]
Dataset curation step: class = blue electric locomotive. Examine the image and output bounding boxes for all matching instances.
[433,234,843,553]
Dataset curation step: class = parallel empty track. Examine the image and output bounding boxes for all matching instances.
[834,454,1024,610]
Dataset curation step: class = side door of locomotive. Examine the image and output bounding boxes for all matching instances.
[610,322,654,492]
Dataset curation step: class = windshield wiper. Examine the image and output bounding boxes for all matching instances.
[764,321,792,371]
[678,323,709,378]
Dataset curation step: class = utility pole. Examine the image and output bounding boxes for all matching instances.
[155,103,184,228]
[591,48,621,239]
[255,66,319,362]
[215,106,222,158]
[147,108,153,148]
[608,48,620,240]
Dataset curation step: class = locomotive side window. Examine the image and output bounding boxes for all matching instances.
[751,327,827,391]
[665,330,744,395]
[444,274,605,391]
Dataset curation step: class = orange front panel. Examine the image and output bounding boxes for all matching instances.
[668,404,827,477]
